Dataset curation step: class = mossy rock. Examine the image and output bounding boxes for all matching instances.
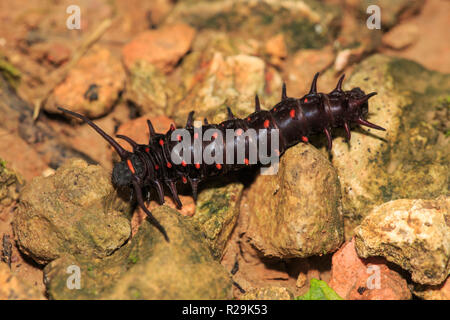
[192,177,244,258]
[165,0,341,54]
[330,54,449,236]
[44,206,233,300]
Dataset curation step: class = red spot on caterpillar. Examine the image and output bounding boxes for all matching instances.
[302,136,309,142]
[244,158,249,165]
[194,132,199,139]
[195,163,200,169]
[247,117,251,121]
[290,109,295,118]
[216,164,222,170]
[166,162,172,168]
[154,165,159,170]
[145,147,150,153]
[212,132,218,139]
[126,159,135,174]
[159,139,164,146]
[236,129,243,136]
[182,176,187,184]
[181,161,187,167]
[170,124,175,131]
[305,98,308,103]
[177,135,182,142]
[264,120,270,128]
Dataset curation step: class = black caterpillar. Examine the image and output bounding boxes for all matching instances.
[59,73,385,241]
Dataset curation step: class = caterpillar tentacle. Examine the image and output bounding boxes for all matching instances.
[58,73,385,241]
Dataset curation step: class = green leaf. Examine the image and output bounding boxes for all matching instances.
[296,278,343,300]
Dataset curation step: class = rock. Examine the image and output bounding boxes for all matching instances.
[122,23,196,73]
[0,159,22,209]
[284,46,335,97]
[330,54,450,236]
[355,197,450,285]
[45,46,125,118]
[30,41,71,66]
[241,286,294,300]
[124,60,171,116]
[264,34,287,67]
[13,159,132,265]
[44,206,233,300]
[165,0,341,54]
[329,239,411,300]
[382,23,419,50]
[357,0,425,29]
[174,51,282,126]
[245,143,344,258]
[0,128,50,181]
[0,263,44,300]
[191,178,244,258]
[379,0,450,73]
[413,276,450,300]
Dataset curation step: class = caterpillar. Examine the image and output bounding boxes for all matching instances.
[58,72,385,241]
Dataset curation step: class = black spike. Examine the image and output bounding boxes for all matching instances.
[116,134,138,151]
[344,122,351,141]
[166,180,183,208]
[189,178,199,202]
[323,127,332,150]
[186,111,195,127]
[309,72,319,94]
[334,74,345,92]
[227,107,235,120]
[255,95,261,112]
[153,180,165,205]
[147,120,155,137]
[357,118,386,131]
[132,179,169,242]
[204,118,209,125]
[352,92,377,106]
[281,83,287,100]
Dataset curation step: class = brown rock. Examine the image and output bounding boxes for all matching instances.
[241,286,294,300]
[382,23,419,50]
[0,263,44,300]
[14,159,132,265]
[122,23,196,73]
[0,128,49,181]
[245,143,344,258]
[265,34,287,67]
[329,239,411,300]
[285,46,335,97]
[45,46,125,118]
[413,276,450,300]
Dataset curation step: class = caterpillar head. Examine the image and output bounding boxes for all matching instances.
[112,154,145,187]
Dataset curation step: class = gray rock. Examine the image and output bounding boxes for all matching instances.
[14,159,132,264]
[355,197,450,285]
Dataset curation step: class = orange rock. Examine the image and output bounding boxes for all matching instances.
[122,23,196,73]
[285,46,335,97]
[46,45,125,118]
[329,238,411,300]
[0,128,49,181]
